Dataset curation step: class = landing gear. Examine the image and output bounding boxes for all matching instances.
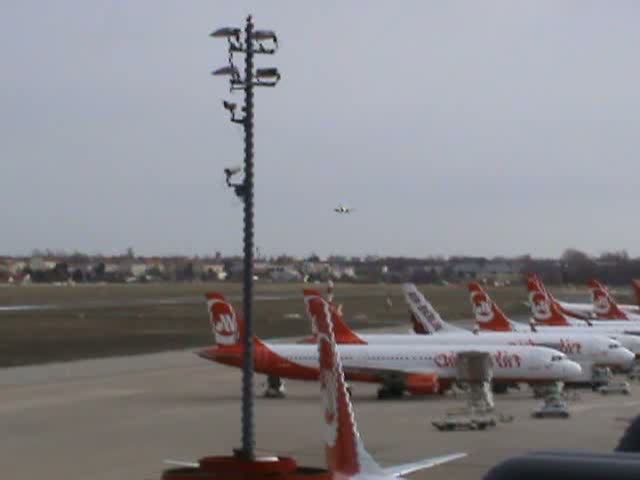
[491,382,509,394]
[377,385,405,400]
[263,375,286,398]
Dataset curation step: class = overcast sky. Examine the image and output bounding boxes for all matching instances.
[2,1,640,258]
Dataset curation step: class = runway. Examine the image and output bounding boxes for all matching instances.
[1,347,638,480]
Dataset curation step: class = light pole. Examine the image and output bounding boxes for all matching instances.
[211,15,280,461]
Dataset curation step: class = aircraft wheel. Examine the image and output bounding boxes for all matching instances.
[377,387,391,400]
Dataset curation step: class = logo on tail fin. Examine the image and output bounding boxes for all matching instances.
[206,294,239,346]
[470,291,494,323]
[529,291,552,321]
[591,288,612,315]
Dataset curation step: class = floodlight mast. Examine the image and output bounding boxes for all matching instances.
[210,15,280,462]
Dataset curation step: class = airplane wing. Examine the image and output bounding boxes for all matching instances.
[382,453,467,476]
[164,460,199,468]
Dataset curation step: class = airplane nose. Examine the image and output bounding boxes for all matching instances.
[617,348,636,369]
[562,360,583,381]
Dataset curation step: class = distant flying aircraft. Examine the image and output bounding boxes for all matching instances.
[334,204,354,214]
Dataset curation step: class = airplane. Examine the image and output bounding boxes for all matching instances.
[334,204,354,214]
[165,294,467,477]
[532,275,640,319]
[299,287,634,385]
[473,281,640,358]
[198,292,583,399]
[632,279,640,311]
[527,275,637,328]
[525,274,592,320]
[308,295,466,477]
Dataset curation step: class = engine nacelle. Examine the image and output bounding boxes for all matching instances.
[405,373,440,395]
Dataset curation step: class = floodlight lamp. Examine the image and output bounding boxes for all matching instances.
[212,66,240,79]
[210,27,241,39]
[256,68,280,80]
[252,30,278,44]
[223,100,237,112]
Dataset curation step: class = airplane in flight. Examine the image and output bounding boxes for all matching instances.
[198,292,583,399]
[299,287,634,385]
[334,204,354,214]
[473,281,640,357]
[165,295,467,476]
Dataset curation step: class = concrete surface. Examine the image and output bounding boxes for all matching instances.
[2,348,639,480]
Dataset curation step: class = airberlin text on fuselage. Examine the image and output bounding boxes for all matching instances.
[506,338,582,355]
[434,351,522,369]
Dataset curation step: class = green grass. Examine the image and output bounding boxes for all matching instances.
[0,282,609,368]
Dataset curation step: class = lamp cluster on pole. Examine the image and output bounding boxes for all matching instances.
[210,15,280,462]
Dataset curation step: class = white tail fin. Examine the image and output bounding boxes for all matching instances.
[205,292,241,346]
[308,295,466,478]
[402,284,464,334]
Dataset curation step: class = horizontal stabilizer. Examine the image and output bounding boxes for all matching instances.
[382,453,467,477]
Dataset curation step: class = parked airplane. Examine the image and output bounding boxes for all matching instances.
[299,287,633,383]
[533,275,640,319]
[199,292,583,399]
[473,281,640,357]
[632,279,640,311]
[309,295,466,477]
[527,275,635,328]
[165,295,467,476]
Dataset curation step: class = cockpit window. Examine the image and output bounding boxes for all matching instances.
[551,355,564,361]
[609,343,620,349]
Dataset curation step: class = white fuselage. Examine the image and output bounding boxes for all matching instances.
[558,300,640,319]
[352,331,634,375]
[267,343,582,383]
[510,321,640,356]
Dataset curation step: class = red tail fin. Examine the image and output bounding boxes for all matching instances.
[205,292,244,345]
[588,279,628,320]
[633,280,640,308]
[308,296,381,476]
[303,289,366,344]
[468,282,513,331]
[525,277,572,326]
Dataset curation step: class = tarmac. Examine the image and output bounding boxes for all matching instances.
[2,346,640,480]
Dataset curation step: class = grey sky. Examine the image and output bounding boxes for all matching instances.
[2,1,640,258]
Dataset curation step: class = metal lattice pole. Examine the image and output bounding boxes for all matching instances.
[240,15,255,460]
[211,14,279,462]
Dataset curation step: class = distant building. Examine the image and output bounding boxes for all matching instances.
[269,265,302,282]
